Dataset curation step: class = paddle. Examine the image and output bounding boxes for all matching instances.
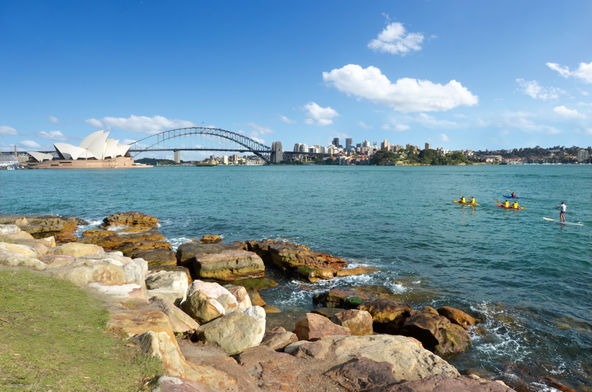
[494,200,525,210]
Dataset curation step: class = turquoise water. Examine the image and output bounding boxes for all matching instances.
[1,165,591,389]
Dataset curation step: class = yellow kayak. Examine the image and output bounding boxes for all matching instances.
[452,200,479,206]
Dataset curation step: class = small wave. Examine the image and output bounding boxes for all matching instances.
[168,237,192,251]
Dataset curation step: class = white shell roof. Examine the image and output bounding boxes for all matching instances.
[45,130,131,160]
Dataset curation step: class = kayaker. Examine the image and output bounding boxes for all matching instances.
[470,197,476,204]
[504,200,510,208]
[512,201,519,209]
[511,192,516,198]
[460,196,466,203]
[557,201,567,223]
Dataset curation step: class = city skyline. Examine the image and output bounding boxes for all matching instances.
[1,1,592,158]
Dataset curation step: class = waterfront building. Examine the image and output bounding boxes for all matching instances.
[381,140,391,151]
[577,149,590,162]
[293,143,301,152]
[299,144,308,153]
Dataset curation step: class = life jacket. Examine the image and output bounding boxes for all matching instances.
[471,198,475,203]
[504,201,509,207]
[512,202,518,208]
[461,197,466,203]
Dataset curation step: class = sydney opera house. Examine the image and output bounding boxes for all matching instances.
[28,130,149,169]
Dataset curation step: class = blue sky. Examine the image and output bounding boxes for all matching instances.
[1,0,591,156]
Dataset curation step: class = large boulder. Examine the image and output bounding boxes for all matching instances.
[313,287,371,309]
[331,309,374,336]
[5,215,80,243]
[46,259,126,287]
[375,374,516,392]
[224,285,252,312]
[197,306,266,355]
[0,224,21,234]
[324,357,398,391]
[99,211,159,232]
[180,281,238,323]
[437,306,479,329]
[176,242,238,267]
[191,249,265,281]
[81,230,168,253]
[0,247,46,270]
[134,248,177,268]
[261,326,298,351]
[199,234,222,244]
[122,257,148,285]
[358,299,412,333]
[149,297,199,333]
[402,311,471,356]
[285,334,460,382]
[294,312,351,340]
[146,269,190,303]
[244,240,375,283]
[54,242,104,257]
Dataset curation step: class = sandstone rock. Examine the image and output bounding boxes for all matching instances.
[47,259,126,287]
[151,376,216,392]
[285,334,460,382]
[81,230,167,252]
[0,231,35,244]
[197,306,266,354]
[146,269,189,303]
[335,266,379,277]
[123,257,148,285]
[358,299,412,333]
[312,307,345,319]
[0,248,46,270]
[438,305,479,329]
[263,305,281,314]
[375,374,516,392]
[0,224,21,234]
[120,241,173,258]
[40,254,75,267]
[99,211,159,231]
[247,289,266,307]
[11,215,80,243]
[199,234,222,244]
[176,242,237,267]
[191,249,265,281]
[261,326,298,351]
[149,297,199,333]
[134,248,177,268]
[39,236,56,248]
[324,357,397,391]
[402,311,471,356]
[225,285,252,312]
[0,242,39,258]
[244,240,350,282]
[88,282,146,300]
[54,242,104,257]
[424,305,439,315]
[81,229,112,238]
[180,281,238,323]
[331,309,373,336]
[313,287,371,309]
[294,312,351,340]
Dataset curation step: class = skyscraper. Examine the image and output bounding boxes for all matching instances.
[332,137,340,147]
[345,138,352,148]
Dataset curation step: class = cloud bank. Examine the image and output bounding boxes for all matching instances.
[0,125,18,135]
[547,61,592,83]
[86,115,195,134]
[323,64,478,113]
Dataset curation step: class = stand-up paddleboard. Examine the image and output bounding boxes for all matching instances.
[452,200,479,206]
[543,217,583,226]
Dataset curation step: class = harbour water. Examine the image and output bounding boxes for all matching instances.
[1,165,590,390]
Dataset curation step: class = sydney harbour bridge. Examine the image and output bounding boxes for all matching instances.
[127,127,326,164]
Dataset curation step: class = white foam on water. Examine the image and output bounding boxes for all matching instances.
[529,382,562,392]
[74,218,103,236]
[168,237,192,251]
[384,280,408,294]
[469,302,531,362]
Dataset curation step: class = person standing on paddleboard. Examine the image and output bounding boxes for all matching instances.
[558,201,567,223]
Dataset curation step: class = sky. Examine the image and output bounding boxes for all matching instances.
[1,0,592,156]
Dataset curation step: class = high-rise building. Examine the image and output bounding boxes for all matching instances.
[577,149,590,162]
[381,140,391,151]
[345,138,353,148]
[332,137,340,147]
[425,142,431,150]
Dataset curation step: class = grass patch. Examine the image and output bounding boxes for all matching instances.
[0,268,162,391]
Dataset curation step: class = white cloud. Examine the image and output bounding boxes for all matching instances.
[37,130,67,141]
[86,115,195,134]
[48,116,59,124]
[553,105,584,119]
[516,79,563,100]
[246,122,273,143]
[323,64,478,113]
[413,113,458,128]
[358,121,371,129]
[368,22,424,55]
[441,133,449,142]
[0,125,18,135]
[547,61,592,83]
[122,139,137,145]
[303,102,339,126]
[497,112,562,135]
[20,140,41,149]
[382,123,410,132]
[279,115,295,124]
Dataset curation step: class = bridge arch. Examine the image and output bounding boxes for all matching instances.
[129,127,272,163]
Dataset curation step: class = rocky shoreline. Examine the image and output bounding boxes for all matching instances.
[0,211,560,392]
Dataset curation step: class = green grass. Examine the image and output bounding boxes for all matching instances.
[0,268,162,391]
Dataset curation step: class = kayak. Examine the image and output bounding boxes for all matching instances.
[543,217,583,226]
[452,200,479,206]
[496,203,525,210]
[503,195,522,199]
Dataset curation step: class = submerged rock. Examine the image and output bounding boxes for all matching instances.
[438,305,479,329]
[99,211,159,232]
